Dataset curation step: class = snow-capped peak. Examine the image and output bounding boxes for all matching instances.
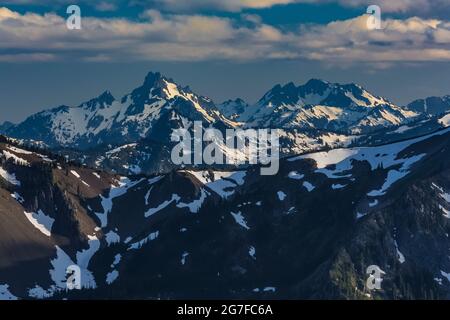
[5,71,225,148]
[237,79,415,132]
[81,91,115,111]
[258,79,390,110]
[126,71,184,102]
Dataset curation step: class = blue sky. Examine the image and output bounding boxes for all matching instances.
[5,1,363,25]
[0,0,449,122]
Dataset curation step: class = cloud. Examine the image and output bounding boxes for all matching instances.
[297,15,450,62]
[0,7,449,64]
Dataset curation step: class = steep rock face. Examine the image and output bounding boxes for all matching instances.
[0,138,115,296]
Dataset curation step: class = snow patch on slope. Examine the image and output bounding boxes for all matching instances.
[185,170,246,199]
[128,231,159,250]
[23,210,55,237]
[438,113,450,126]
[145,194,181,218]
[303,181,315,192]
[230,211,250,230]
[176,188,209,213]
[0,285,18,300]
[0,167,20,186]
[290,128,450,194]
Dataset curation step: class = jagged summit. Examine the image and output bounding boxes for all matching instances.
[142,71,175,92]
[128,71,190,103]
[98,90,115,102]
[82,90,116,110]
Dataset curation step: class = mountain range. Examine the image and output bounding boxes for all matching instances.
[2,71,450,175]
[1,72,450,300]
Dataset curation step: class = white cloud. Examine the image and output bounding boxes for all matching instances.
[0,7,449,63]
[297,15,450,62]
